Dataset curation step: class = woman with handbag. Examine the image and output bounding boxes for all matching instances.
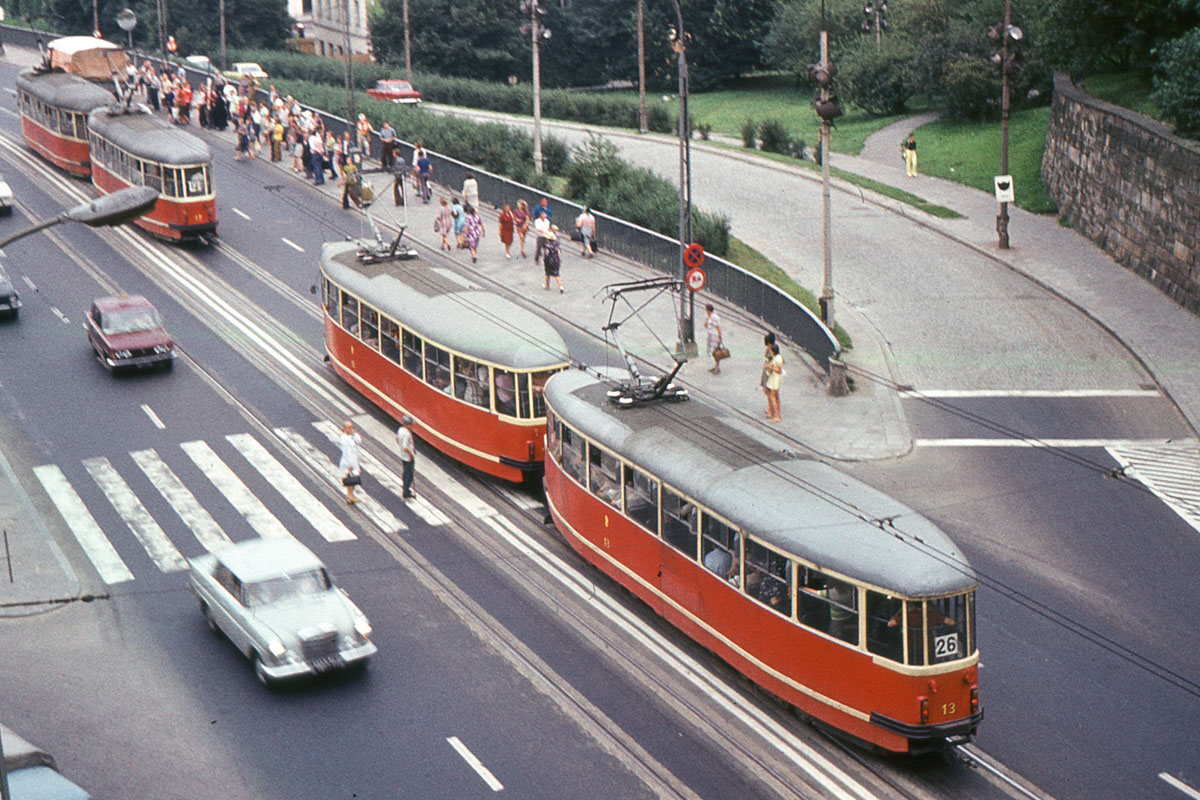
[705,303,726,374]
[338,420,364,504]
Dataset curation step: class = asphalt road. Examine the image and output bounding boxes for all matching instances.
[1,54,1198,800]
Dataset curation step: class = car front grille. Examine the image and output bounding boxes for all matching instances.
[300,629,339,661]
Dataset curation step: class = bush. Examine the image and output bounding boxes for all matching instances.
[741,118,758,148]
[938,56,1000,120]
[758,119,806,158]
[838,39,920,116]
[1152,29,1200,138]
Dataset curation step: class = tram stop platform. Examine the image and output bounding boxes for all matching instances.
[296,166,904,464]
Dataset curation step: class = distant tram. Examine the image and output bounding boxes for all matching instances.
[318,240,571,482]
[543,370,983,753]
[16,70,114,176]
[86,105,217,242]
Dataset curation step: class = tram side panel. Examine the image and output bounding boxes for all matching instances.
[324,319,540,483]
[19,115,92,176]
[545,456,979,753]
[90,164,216,242]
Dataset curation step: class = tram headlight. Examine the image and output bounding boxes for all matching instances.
[918,696,929,724]
[970,686,979,713]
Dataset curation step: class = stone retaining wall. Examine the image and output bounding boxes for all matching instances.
[1041,72,1200,314]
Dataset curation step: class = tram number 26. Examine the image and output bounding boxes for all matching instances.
[933,632,960,659]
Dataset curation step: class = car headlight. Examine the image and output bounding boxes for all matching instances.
[114,349,133,359]
[354,618,372,638]
[153,344,172,354]
[268,640,287,659]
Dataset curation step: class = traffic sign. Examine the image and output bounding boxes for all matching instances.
[686,266,706,292]
[683,242,705,268]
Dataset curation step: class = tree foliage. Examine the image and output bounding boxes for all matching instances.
[836,37,920,115]
[1151,28,1200,137]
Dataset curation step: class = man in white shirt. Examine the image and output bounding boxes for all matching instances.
[395,415,416,499]
[533,209,551,264]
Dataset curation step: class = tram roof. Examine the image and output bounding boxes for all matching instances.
[546,370,976,597]
[86,105,212,165]
[321,240,570,370]
[16,70,115,114]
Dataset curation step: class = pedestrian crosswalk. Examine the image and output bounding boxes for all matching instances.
[32,423,520,586]
[1107,441,1200,534]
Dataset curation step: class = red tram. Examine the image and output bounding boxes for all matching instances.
[543,369,983,753]
[16,70,114,176]
[86,105,217,242]
[318,240,571,482]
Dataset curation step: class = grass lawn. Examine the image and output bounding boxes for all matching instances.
[1080,72,1160,118]
[914,106,1057,215]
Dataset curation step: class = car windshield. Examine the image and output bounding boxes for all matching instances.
[244,568,332,606]
[101,308,161,334]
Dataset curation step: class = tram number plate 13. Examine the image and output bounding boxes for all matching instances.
[933,633,959,660]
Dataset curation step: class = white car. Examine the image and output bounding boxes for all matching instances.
[0,173,13,215]
[224,61,268,82]
[188,538,377,686]
[184,54,214,73]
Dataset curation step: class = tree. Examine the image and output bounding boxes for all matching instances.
[763,0,872,77]
[837,37,919,116]
[370,0,526,83]
[1152,27,1200,137]
[1035,0,1200,75]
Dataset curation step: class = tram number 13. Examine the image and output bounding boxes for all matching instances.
[933,632,960,659]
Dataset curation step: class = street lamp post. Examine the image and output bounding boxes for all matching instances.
[990,1,1021,249]
[636,0,647,134]
[116,8,137,52]
[402,0,412,83]
[666,0,694,353]
[219,0,227,73]
[521,0,549,174]
[812,0,842,332]
[343,0,355,121]
[0,187,159,250]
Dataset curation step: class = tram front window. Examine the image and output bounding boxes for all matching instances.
[163,168,179,198]
[865,592,903,663]
[926,594,970,663]
[185,166,209,197]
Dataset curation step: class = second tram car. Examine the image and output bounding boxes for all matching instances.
[318,240,571,482]
[16,70,114,176]
[543,370,982,753]
[86,105,217,242]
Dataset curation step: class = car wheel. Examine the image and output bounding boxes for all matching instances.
[251,653,275,688]
[200,602,219,634]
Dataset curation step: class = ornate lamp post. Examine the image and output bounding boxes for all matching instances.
[811,0,843,331]
[116,8,137,51]
[989,1,1021,249]
[520,0,550,174]
[663,0,694,352]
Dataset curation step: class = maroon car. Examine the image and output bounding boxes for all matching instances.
[367,79,421,104]
[85,295,175,372]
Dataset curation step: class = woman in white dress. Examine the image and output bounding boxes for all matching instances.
[338,420,363,503]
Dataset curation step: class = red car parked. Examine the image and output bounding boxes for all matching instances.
[367,79,422,104]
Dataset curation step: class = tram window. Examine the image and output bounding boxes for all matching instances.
[587,444,621,508]
[340,295,359,332]
[797,568,858,644]
[700,515,739,583]
[380,318,400,362]
[130,158,145,186]
[560,426,585,483]
[360,305,380,349]
[185,166,207,197]
[660,488,698,559]
[623,466,658,533]
[163,168,179,198]
[494,369,518,417]
[453,356,490,409]
[546,411,560,461]
[424,344,451,393]
[745,540,791,616]
[324,281,339,318]
[924,595,968,664]
[144,163,163,193]
[865,592,904,663]
[75,113,87,139]
[531,370,554,418]
[401,329,423,378]
[517,372,531,419]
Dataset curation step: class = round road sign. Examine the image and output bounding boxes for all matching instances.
[683,242,705,268]
[686,267,706,292]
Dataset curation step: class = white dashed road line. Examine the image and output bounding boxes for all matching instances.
[447,737,503,792]
[140,404,166,430]
[1161,772,1200,800]
[232,207,251,220]
[281,237,305,252]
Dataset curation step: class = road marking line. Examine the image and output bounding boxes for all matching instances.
[281,237,305,252]
[311,421,449,526]
[227,433,356,542]
[901,388,1161,398]
[231,207,251,220]
[273,427,405,534]
[1161,773,1200,800]
[915,438,1193,448]
[140,404,166,429]
[352,414,498,520]
[83,457,188,573]
[33,465,134,584]
[21,275,35,290]
[496,486,542,511]
[51,307,68,323]
[181,440,296,541]
[131,448,232,553]
[446,737,503,792]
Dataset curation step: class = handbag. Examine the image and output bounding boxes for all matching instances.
[713,343,731,362]
[342,470,362,487]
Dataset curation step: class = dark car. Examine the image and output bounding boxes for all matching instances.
[0,264,20,320]
[84,294,175,372]
[366,79,421,104]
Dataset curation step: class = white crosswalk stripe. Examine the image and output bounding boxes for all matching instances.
[312,420,451,527]
[181,440,296,542]
[227,433,357,542]
[131,448,232,553]
[1107,441,1200,534]
[83,457,188,573]
[33,465,134,584]
[273,427,405,534]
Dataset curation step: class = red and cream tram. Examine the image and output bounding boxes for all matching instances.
[543,370,983,753]
[86,105,217,242]
[16,70,114,176]
[318,241,571,482]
